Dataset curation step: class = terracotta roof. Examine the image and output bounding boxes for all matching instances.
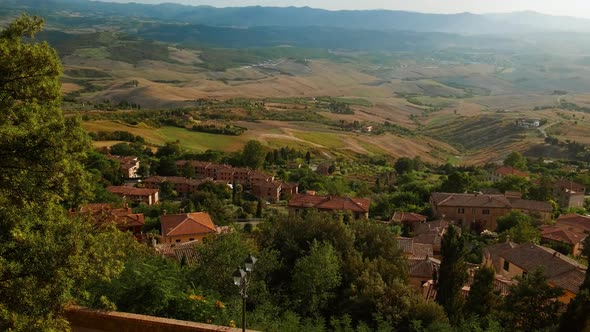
[414,220,449,236]
[554,179,586,193]
[397,237,414,254]
[500,243,587,293]
[397,237,434,258]
[176,160,212,168]
[431,192,512,208]
[161,212,216,237]
[79,204,145,229]
[507,197,553,213]
[107,186,158,196]
[556,214,590,233]
[408,257,440,278]
[431,193,552,212]
[392,212,427,223]
[495,166,528,178]
[288,194,370,213]
[540,225,587,245]
[144,176,205,186]
[483,241,518,268]
[252,179,282,190]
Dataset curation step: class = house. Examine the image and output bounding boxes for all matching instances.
[553,179,586,209]
[160,212,218,244]
[107,186,159,205]
[143,176,209,197]
[516,119,541,128]
[540,225,587,256]
[555,213,590,234]
[79,203,145,240]
[396,237,434,259]
[413,220,450,256]
[288,193,370,219]
[280,182,299,199]
[483,241,587,304]
[251,179,282,203]
[106,155,140,179]
[175,160,211,178]
[489,166,529,182]
[430,192,552,231]
[391,212,428,233]
[408,256,440,291]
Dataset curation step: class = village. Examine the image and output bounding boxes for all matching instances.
[77,149,590,310]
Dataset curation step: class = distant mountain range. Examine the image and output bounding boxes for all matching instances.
[4,0,590,35]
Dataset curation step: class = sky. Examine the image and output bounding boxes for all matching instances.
[104,0,590,19]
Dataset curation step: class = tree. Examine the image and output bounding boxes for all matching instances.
[242,140,266,169]
[501,268,563,332]
[291,240,341,315]
[464,266,498,319]
[394,157,415,175]
[496,211,540,243]
[435,225,468,326]
[0,15,126,330]
[439,172,475,193]
[503,152,527,171]
[558,237,590,332]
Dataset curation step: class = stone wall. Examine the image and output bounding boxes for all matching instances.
[66,306,256,332]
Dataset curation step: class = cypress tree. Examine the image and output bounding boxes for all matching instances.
[465,265,498,319]
[435,225,468,325]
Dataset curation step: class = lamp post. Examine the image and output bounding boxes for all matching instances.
[233,254,257,332]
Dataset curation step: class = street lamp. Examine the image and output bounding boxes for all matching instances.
[233,254,257,332]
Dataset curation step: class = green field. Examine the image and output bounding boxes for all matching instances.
[84,121,243,152]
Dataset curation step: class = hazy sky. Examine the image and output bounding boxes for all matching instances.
[105,0,590,18]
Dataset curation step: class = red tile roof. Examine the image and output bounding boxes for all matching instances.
[500,243,587,293]
[495,166,529,178]
[107,186,158,196]
[288,194,370,213]
[556,213,590,233]
[431,193,552,212]
[540,225,587,245]
[392,212,427,223]
[79,204,145,229]
[161,212,216,238]
[554,179,586,193]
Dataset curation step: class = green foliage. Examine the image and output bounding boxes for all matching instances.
[492,175,531,195]
[0,15,129,330]
[188,232,257,298]
[435,226,468,326]
[503,152,527,171]
[501,269,563,332]
[496,211,540,244]
[440,171,475,193]
[242,140,266,169]
[291,240,342,315]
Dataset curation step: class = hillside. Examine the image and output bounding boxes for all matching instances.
[5,0,590,34]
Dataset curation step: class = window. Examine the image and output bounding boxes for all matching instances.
[189,238,195,241]
[482,209,490,215]
[175,239,181,243]
[503,261,510,271]
[522,271,528,278]
[457,208,465,214]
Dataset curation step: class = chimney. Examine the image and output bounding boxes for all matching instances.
[163,209,167,215]
[151,237,157,247]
